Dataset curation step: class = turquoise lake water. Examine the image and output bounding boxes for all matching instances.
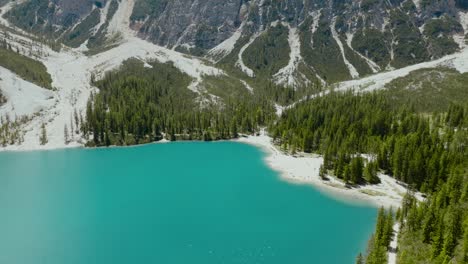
[0,142,377,264]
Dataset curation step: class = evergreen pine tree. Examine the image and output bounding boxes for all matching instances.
[319,164,327,180]
[355,253,364,264]
[432,219,445,259]
[350,157,364,184]
[343,165,351,185]
[39,123,47,145]
[64,124,69,144]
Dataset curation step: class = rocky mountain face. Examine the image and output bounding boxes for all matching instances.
[2,0,468,86]
[130,0,244,53]
[4,0,105,36]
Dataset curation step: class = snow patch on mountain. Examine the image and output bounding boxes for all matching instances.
[208,22,244,60]
[92,38,223,80]
[0,66,54,117]
[38,51,94,150]
[236,33,258,77]
[331,17,359,78]
[240,80,254,93]
[346,32,381,73]
[93,0,223,85]
[92,0,112,35]
[336,47,468,92]
[107,0,135,40]
[0,30,49,59]
[0,1,21,29]
[173,24,197,50]
[273,25,304,88]
[460,11,468,33]
[309,10,321,48]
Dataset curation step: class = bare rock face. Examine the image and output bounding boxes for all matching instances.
[4,0,104,36]
[5,0,465,54]
[55,0,103,24]
[130,0,243,52]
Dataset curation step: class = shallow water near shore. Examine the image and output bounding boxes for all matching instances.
[0,141,377,264]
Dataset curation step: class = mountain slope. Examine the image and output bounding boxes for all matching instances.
[0,0,468,150]
[2,0,468,88]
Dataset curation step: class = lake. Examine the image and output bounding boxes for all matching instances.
[0,141,377,264]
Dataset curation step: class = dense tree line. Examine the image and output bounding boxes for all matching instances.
[270,92,467,191]
[83,59,276,146]
[357,207,395,264]
[351,103,467,263]
[395,164,468,263]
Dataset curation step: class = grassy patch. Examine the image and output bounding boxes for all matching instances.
[384,67,468,112]
[202,75,250,100]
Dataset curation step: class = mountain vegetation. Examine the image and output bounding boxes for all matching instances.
[243,24,290,77]
[339,34,373,77]
[358,207,395,264]
[81,58,468,262]
[0,114,27,146]
[2,0,468,262]
[5,0,466,89]
[383,68,468,113]
[0,40,52,89]
[4,0,63,38]
[389,9,429,68]
[300,17,351,83]
[271,91,467,191]
[82,59,276,146]
[62,8,101,48]
[395,169,468,264]
[351,28,390,69]
[424,15,463,58]
[85,0,120,54]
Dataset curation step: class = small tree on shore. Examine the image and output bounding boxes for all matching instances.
[64,124,69,144]
[39,123,48,145]
[355,253,364,264]
[319,164,327,180]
